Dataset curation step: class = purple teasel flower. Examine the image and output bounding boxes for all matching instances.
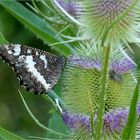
[62,55,137,114]
[137,103,140,116]
[68,56,136,74]
[61,56,138,138]
[56,0,78,17]
[68,56,102,70]
[62,111,90,131]
[90,0,133,20]
[110,59,136,74]
[62,106,140,137]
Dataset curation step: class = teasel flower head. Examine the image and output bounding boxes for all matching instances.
[62,41,136,114]
[61,41,137,138]
[62,105,140,139]
[76,0,140,48]
[62,107,130,139]
[55,0,140,50]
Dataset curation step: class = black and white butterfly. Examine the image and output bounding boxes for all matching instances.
[0,44,65,94]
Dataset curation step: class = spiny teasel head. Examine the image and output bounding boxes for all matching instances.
[62,107,137,139]
[61,41,136,116]
[63,0,140,49]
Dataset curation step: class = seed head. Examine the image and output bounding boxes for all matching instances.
[75,0,140,48]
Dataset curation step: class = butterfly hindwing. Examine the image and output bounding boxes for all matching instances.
[0,44,65,94]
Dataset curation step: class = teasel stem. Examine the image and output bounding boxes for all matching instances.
[95,45,111,140]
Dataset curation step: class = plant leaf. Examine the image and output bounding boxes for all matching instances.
[0,127,24,140]
[0,1,72,56]
[0,32,9,45]
[19,90,70,138]
[122,64,140,139]
[47,112,70,139]
[122,84,138,139]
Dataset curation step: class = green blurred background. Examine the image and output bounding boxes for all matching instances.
[0,2,57,138]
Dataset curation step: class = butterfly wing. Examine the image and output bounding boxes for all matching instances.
[0,44,65,94]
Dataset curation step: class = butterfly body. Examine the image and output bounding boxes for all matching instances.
[0,44,65,94]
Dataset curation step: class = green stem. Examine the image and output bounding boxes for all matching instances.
[90,113,94,138]
[122,66,140,139]
[95,46,111,140]
[18,90,71,138]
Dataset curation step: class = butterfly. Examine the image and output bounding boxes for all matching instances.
[0,44,65,94]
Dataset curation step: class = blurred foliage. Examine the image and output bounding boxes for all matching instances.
[0,0,73,56]
[0,2,62,139]
[47,112,69,139]
[0,127,24,140]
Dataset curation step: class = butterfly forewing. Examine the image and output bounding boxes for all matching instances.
[0,44,65,94]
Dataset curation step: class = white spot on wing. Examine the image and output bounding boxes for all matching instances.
[13,44,21,56]
[4,45,9,50]
[27,49,31,54]
[8,50,13,54]
[36,51,39,55]
[18,55,26,62]
[25,55,51,91]
[40,55,47,69]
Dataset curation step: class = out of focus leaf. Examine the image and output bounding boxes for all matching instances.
[122,84,138,139]
[0,1,72,56]
[0,32,9,45]
[122,64,140,139]
[47,112,70,139]
[0,127,24,140]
